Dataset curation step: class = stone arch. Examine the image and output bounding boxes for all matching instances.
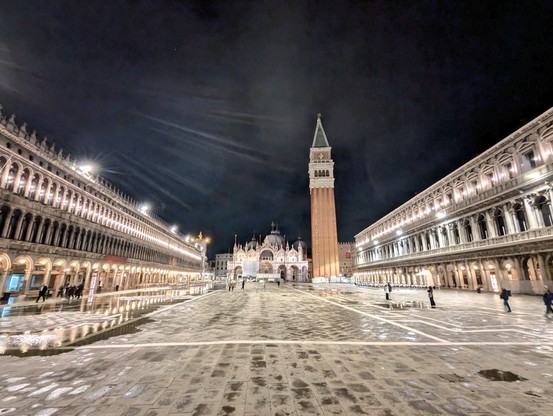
[259,249,273,261]
[7,208,22,239]
[0,252,12,273]
[0,204,11,237]
[521,256,541,281]
[477,214,488,239]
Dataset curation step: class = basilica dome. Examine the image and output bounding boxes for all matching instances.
[293,236,307,252]
[263,222,285,247]
[246,233,258,250]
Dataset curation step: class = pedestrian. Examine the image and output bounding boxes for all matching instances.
[427,286,436,308]
[97,281,103,294]
[241,279,245,290]
[500,288,512,312]
[36,284,48,303]
[228,281,232,292]
[543,286,553,317]
[231,281,235,292]
[384,283,391,300]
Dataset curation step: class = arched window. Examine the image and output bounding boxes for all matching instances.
[40,218,51,244]
[7,209,22,239]
[19,213,32,241]
[513,203,527,231]
[463,219,473,242]
[452,223,460,244]
[477,214,488,239]
[494,209,507,236]
[30,216,42,243]
[537,196,553,227]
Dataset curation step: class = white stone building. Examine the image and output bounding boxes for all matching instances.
[227,223,309,282]
[0,106,205,300]
[353,107,553,294]
[214,252,233,280]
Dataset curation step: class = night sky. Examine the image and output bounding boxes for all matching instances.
[1,1,552,256]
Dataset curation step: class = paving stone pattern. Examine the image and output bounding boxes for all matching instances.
[0,283,552,415]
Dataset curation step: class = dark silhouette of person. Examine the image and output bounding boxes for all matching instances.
[36,284,48,302]
[241,279,245,290]
[500,288,511,312]
[427,286,436,308]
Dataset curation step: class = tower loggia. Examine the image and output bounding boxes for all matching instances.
[309,114,340,281]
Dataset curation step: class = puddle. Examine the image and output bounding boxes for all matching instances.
[375,301,428,309]
[0,297,184,356]
[478,369,527,382]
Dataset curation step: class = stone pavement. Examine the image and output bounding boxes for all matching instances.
[0,283,552,415]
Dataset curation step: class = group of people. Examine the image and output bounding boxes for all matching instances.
[500,286,553,316]
[383,282,553,315]
[56,283,84,299]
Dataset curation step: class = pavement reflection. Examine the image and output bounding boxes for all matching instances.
[0,288,192,355]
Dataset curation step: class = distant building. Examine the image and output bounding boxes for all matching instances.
[214,253,232,280]
[338,242,353,278]
[309,114,340,281]
[228,222,309,282]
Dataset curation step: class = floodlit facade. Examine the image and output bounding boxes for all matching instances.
[214,252,233,280]
[227,223,309,282]
[0,106,205,300]
[309,114,340,282]
[353,107,553,294]
[338,242,353,278]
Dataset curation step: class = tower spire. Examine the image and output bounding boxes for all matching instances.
[312,113,330,148]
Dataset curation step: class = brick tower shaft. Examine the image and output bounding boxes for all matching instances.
[309,114,340,280]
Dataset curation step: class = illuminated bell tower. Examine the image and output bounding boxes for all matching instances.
[309,113,340,281]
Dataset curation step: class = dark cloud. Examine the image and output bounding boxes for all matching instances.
[0,0,552,255]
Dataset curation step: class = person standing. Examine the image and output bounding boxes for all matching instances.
[241,279,245,290]
[543,286,553,317]
[36,284,48,303]
[500,288,511,313]
[384,283,391,300]
[427,286,436,308]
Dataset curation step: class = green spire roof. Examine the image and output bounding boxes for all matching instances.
[312,113,330,148]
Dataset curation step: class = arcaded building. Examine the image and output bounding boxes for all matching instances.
[353,107,553,294]
[0,106,205,299]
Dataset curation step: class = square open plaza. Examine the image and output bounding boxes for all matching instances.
[0,284,551,415]
[1,104,553,415]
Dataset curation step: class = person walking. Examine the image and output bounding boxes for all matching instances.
[427,286,436,308]
[384,283,391,300]
[36,284,48,303]
[500,288,512,313]
[241,278,245,290]
[543,286,553,317]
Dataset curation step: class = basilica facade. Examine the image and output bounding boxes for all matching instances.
[227,223,309,282]
[0,106,205,300]
[353,107,553,295]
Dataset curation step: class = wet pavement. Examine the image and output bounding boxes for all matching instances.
[0,283,552,415]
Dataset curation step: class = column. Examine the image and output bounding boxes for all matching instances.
[537,253,549,281]
[485,210,497,238]
[523,198,539,229]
